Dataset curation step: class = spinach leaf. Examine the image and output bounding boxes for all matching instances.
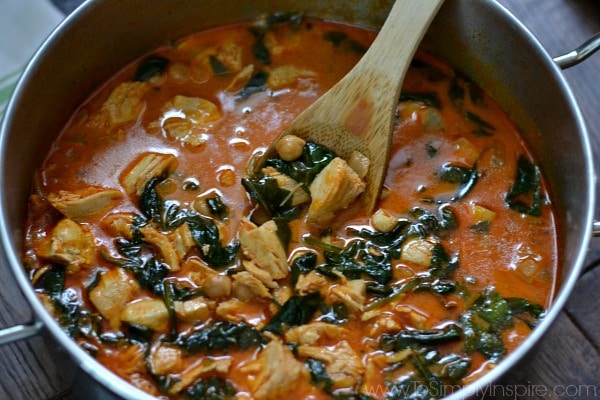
[307,358,333,391]
[448,77,465,104]
[135,56,169,82]
[209,55,229,75]
[506,297,546,329]
[176,321,266,354]
[265,141,336,186]
[400,91,442,109]
[505,155,543,217]
[290,251,318,286]
[187,215,239,268]
[380,324,462,352]
[466,111,495,136]
[318,302,349,325]
[206,193,228,219]
[241,174,294,218]
[323,31,367,55]
[437,163,478,203]
[129,256,169,296]
[184,377,237,400]
[386,347,470,399]
[263,293,322,335]
[459,287,544,362]
[34,264,65,299]
[318,239,393,285]
[236,70,268,100]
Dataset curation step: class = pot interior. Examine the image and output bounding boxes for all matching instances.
[0,0,593,399]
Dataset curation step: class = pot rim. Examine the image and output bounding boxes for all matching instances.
[0,0,595,399]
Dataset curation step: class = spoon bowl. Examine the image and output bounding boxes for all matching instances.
[252,0,444,212]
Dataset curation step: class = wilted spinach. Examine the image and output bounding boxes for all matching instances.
[437,163,478,203]
[135,56,169,82]
[263,293,322,335]
[460,287,544,362]
[176,321,266,354]
[505,155,543,217]
[184,377,237,400]
[265,141,336,186]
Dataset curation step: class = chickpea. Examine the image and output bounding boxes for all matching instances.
[202,274,232,298]
[276,135,305,161]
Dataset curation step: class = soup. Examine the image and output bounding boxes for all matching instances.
[23,14,558,400]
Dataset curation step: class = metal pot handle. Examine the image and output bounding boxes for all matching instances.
[0,320,43,345]
[553,32,600,68]
[553,33,600,237]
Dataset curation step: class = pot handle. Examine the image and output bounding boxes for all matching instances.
[0,320,43,345]
[555,33,600,237]
[553,32,600,69]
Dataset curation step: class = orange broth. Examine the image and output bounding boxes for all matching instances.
[23,15,558,400]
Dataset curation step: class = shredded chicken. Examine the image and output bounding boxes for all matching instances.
[284,322,348,345]
[295,270,329,296]
[239,218,288,280]
[232,271,272,299]
[139,225,181,271]
[120,152,178,196]
[47,187,123,222]
[89,268,140,329]
[297,341,364,389]
[242,340,307,400]
[100,212,135,240]
[307,157,366,226]
[120,298,169,333]
[327,275,367,313]
[88,81,150,129]
[37,218,96,273]
[174,296,215,322]
[262,166,310,206]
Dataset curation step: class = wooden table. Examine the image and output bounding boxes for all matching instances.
[0,0,598,398]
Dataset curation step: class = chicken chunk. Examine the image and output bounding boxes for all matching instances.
[140,225,181,271]
[168,223,195,260]
[148,344,183,376]
[120,152,178,196]
[297,341,364,389]
[295,270,329,296]
[174,296,215,322]
[47,187,123,222]
[121,298,169,333]
[239,218,288,280]
[89,268,140,329]
[37,218,96,273]
[307,157,366,226]
[88,81,150,129]
[232,271,272,300]
[284,322,348,345]
[100,212,135,240]
[242,340,307,400]
[267,65,317,89]
[243,260,278,289]
[327,277,367,313]
[262,167,310,206]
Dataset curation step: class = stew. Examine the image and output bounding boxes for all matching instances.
[23,14,558,400]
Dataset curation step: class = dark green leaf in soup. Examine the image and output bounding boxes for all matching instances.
[505,155,543,217]
[263,293,322,335]
[135,56,169,82]
[184,376,237,400]
[265,141,336,186]
[236,70,268,100]
[176,321,266,354]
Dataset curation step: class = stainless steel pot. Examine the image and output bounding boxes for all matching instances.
[0,1,598,399]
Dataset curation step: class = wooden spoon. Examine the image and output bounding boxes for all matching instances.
[252,0,444,213]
